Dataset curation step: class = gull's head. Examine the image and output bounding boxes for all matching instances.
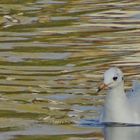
[97,67,124,92]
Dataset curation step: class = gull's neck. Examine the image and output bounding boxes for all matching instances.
[106,81,127,111]
[109,81,125,97]
[102,81,131,123]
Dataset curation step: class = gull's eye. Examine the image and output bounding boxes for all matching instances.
[113,76,118,81]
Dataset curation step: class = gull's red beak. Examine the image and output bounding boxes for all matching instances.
[97,83,108,93]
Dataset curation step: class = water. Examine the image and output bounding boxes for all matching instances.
[0,0,140,139]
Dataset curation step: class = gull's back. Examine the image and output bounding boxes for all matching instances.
[127,80,140,98]
[126,80,140,119]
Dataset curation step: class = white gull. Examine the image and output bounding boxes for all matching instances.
[98,67,140,124]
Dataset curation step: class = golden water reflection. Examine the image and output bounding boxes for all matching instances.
[0,0,140,139]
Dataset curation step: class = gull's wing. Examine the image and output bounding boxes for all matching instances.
[127,80,140,98]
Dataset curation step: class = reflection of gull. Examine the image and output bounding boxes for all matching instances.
[104,126,140,140]
[97,67,140,124]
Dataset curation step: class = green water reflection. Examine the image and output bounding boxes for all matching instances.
[0,0,140,139]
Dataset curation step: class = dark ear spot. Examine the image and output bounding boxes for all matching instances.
[122,77,124,80]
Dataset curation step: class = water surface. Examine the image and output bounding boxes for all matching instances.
[0,0,140,139]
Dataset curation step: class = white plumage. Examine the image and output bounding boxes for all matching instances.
[99,67,140,124]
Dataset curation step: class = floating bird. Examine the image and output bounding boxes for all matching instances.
[97,67,140,124]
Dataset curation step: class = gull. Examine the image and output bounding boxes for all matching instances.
[97,67,140,124]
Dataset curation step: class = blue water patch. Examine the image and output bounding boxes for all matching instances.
[47,93,75,101]
[72,105,98,111]
[79,119,103,127]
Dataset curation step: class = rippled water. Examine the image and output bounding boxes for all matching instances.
[0,0,140,139]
